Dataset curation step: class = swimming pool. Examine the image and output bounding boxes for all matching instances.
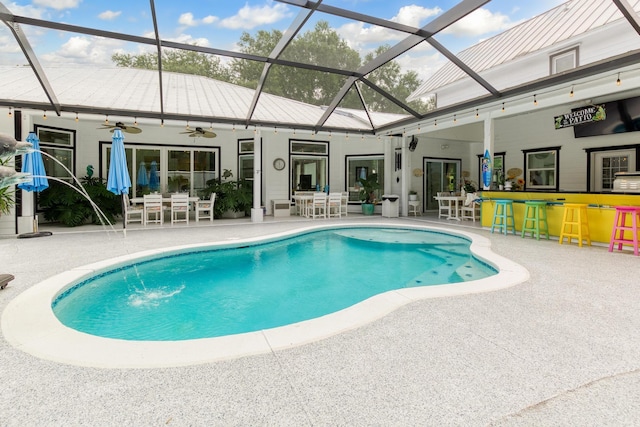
[2,223,529,368]
[52,227,496,341]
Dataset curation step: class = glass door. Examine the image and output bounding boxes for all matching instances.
[424,158,460,211]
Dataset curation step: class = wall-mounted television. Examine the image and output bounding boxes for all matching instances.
[574,95,640,138]
[299,174,312,190]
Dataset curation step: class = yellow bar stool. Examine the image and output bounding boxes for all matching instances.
[490,199,516,235]
[521,201,549,240]
[559,203,591,247]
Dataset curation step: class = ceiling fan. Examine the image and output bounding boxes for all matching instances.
[180,127,217,138]
[98,121,142,134]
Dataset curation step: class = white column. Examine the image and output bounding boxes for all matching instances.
[18,113,35,234]
[400,135,409,216]
[251,129,263,222]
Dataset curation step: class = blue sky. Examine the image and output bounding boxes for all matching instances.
[1,0,566,80]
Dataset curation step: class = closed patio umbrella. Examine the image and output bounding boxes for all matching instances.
[17,132,48,193]
[17,132,51,237]
[137,161,148,187]
[149,160,159,191]
[106,129,131,234]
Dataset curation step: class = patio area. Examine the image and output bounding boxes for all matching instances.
[1,215,639,425]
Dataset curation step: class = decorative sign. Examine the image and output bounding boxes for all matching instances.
[554,105,606,129]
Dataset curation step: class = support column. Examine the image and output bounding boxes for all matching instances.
[400,135,409,216]
[17,113,35,234]
[482,115,495,190]
[251,129,263,223]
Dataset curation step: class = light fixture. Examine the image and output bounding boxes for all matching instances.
[293,128,296,135]
[274,126,277,134]
[186,121,190,130]
[569,86,574,97]
[254,126,257,133]
[43,111,47,120]
[616,73,621,86]
[402,128,406,135]
[345,132,349,139]
[209,123,213,131]
[417,123,421,132]
[329,131,332,139]
[453,114,457,123]
[75,112,79,122]
[434,119,437,127]
[361,133,364,140]
[534,94,538,106]
[8,107,12,117]
[161,119,164,127]
[134,117,138,126]
[104,115,109,124]
[475,109,479,118]
[502,102,505,112]
[232,123,236,132]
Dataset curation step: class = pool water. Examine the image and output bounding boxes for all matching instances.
[53,227,496,341]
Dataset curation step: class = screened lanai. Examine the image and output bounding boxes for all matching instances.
[2,0,640,135]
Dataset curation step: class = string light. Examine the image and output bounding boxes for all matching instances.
[475,109,479,118]
[434,119,437,127]
[569,86,574,97]
[209,123,213,131]
[134,117,138,126]
[533,94,538,106]
[43,111,47,120]
[104,115,109,124]
[329,131,332,139]
[161,119,164,128]
[75,112,79,122]
[232,123,236,132]
[274,126,277,134]
[186,121,190,130]
[345,132,349,139]
[8,107,12,117]
[502,102,505,112]
[453,114,457,123]
[616,73,621,86]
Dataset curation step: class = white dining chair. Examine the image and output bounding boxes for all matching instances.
[340,191,348,217]
[327,192,342,218]
[143,194,164,225]
[435,192,452,219]
[123,193,143,225]
[306,192,327,219]
[195,193,216,222]
[170,193,190,225]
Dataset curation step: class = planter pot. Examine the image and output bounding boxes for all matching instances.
[361,203,375,215]
[409,194,417,201]
[222,209,246,219]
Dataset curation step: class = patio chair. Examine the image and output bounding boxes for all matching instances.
[340,191,348,216]
[123,194,143,225]
[195,193,216,222]
[460,193,480,222]
[327,192,342,218]
[436,192,452,219]
[306,192,327,219]
[143,194,164,225]
[170,193,190,225]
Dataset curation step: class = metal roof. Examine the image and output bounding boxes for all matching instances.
[408,0,640,102]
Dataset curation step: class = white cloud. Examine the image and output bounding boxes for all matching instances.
[32,0,81,11]
[336,6,440,52]
[40,35,123,65]
[443,8,512,37]
[177,12,219,28]
[98,10,121,21]
[4,2,46,18]
[396,51,446,81]
[168,33,210,47]
[219,3,291,30]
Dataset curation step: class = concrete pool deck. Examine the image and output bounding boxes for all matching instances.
[1,215,639,425]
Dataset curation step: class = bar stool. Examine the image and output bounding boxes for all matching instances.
[521,201,549,240]
[490,199,516,235]
[559,203,591,247]
[608,206,640,256]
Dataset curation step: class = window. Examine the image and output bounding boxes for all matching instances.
[477,152,504,189]
[238,138,254,181]
[346,155,384,202]
[290,140,328,196]
[550,47,578,74]
[590,149,636,192]
[524,148,560,190]
[35,125,75,182]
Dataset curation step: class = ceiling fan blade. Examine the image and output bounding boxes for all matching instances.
[123,126,142,134]
[202,131,217,138]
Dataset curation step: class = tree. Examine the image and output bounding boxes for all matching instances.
[112,49,231,81]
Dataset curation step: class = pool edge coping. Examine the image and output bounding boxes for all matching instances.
[1,222,529,369]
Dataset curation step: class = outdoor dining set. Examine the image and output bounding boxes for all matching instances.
[292,191,349,219]
[123,192,216,226]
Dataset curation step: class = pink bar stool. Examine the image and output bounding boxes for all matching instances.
[608,206,640,256]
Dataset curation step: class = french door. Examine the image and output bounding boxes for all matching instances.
[424,158,461,211]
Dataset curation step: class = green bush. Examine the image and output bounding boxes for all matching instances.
[199,169,252,218]
[39,176,121,226]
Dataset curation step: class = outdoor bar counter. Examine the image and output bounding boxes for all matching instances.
[479,191,640,244]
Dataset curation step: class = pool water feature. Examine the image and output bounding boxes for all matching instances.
[52,227,496,341]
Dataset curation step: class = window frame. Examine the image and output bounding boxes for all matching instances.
[550,46,579,74]
[523,147,561,191]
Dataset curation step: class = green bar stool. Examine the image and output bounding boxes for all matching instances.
[521,201,549,240]
[490,199,516,235]
[559,203,591,247]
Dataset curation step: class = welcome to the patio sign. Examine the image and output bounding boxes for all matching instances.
[554,105,606,129]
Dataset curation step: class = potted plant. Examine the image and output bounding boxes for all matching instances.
[358,173,380,215]
[200,169,252,219]
[409,190,418,201]
[0,158,16,216]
